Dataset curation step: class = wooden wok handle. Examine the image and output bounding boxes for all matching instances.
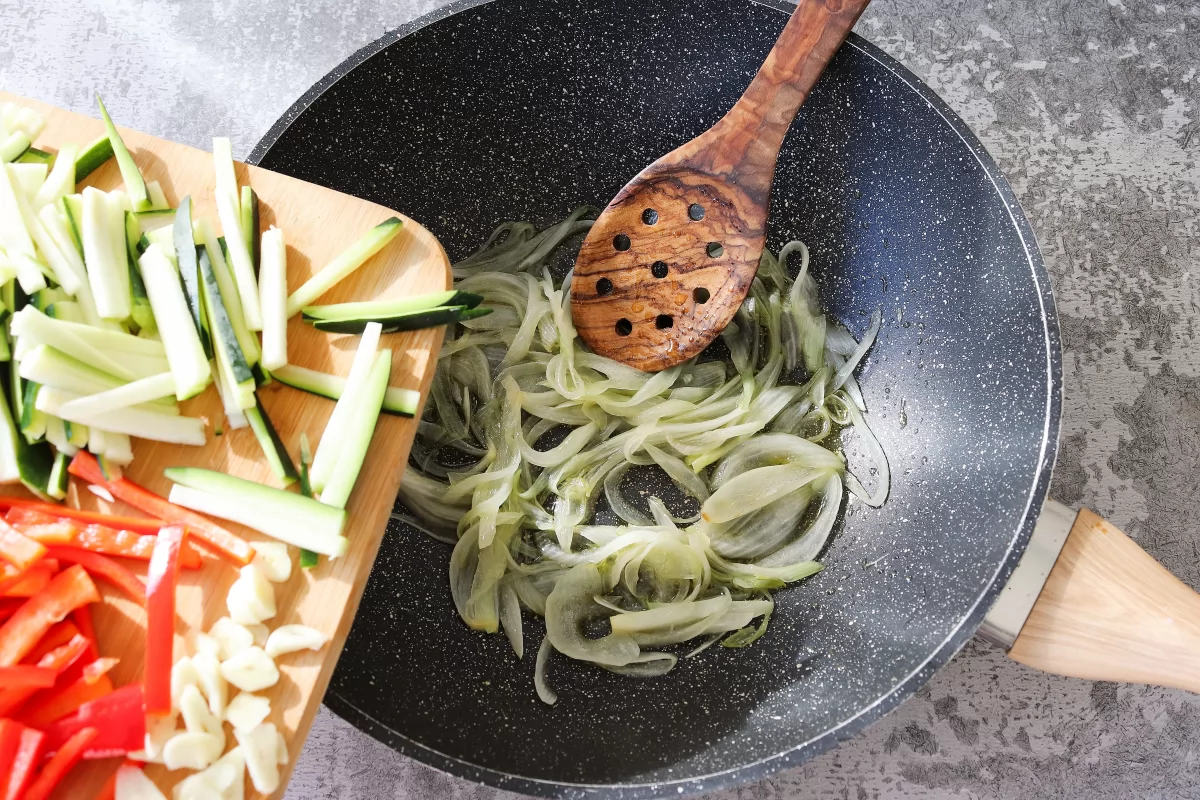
[721,0,870,160]
[1008,508,1200,692]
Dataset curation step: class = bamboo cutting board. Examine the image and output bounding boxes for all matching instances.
[0,92,451,798]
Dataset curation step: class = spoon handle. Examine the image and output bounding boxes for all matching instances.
[726,0,871,160]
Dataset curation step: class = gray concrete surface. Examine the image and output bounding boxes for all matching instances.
[3,0,1199,798]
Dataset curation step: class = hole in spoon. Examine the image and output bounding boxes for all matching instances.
[596,277,614,296]
[688,203,705,221]
[642,209,659,225]
[650,261,668,279]
[613,234,631,251]
[615,318,633,336]
[706,242,723,258]
[693,287,710,304]
[655,314,673,330]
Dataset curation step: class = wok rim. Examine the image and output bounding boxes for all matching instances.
[250,1,1064,795]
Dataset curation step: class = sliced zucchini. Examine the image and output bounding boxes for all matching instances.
[297,432,319,569]
[33,143,76,208]
[46,450,69,500]
[0,162,37,263]
[241,185,259,276]
[212,138,261,331]
[146,180,169,210]
[55,371,176,418]
[258,227,287,371]
[0,133,30,164]
[318,350,391,509]
[19,343,155,399]
[20,378,45,443]
[285,217,403,316]
[45,415,76,456]
[10,306,164,382]
[6,359,54,499]
[308,323,381,492]
[309,305,491,335]
[198,246,254,409]
[124,210,156,332]
[81,187,132,320]
[196,222,259,367]
[174,198,212,359]
[132,208,175,235]
[75,135,114,182]
[15,146,52,166]
[245,395,298,487]
[270,363,419,417]
[165,468,348,557]
[301,291,483,322]
[96,95,151,211]
[0,359,24,484]
[35,203,86,295]
[38,385,205,446]
[138,245,211,400]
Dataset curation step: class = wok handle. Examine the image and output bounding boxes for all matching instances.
[1008,508,1200,692]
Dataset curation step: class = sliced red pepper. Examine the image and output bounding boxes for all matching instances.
[67,523,203,569]
[0,562,53,597]
[5,506,59,527]
[0,520,47,570]
[17,671,113,729]
[0,597,24,622]
[22,726,97,800]
[69,451,254,565]
[25,620,82,664]
[0,719,21,780]
[82,656,119,685]
[71,606,99,661]
[0,633,90,718]
[43,684,144,760]
[0,564,99,665]
[0,497,165,535]
[0,664,58,687]
[13,522,79,546]
[4,727,45,800]
[43,547,145,604]
[145,524,185,715]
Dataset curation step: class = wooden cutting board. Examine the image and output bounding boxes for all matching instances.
[0,92,451,798]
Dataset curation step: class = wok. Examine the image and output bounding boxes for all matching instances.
[250,0,1200,795]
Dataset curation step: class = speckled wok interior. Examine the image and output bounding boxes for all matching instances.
[250,0,1062,795]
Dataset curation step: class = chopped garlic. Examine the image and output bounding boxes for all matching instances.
[114,764,167,800]
[210,616,255,660]
[162,731,223,771]
[193,631,221,659]
[236,723,281,795]
[192,651,228,718]
[226,564,276,625]
[252,541,292,583]
[179,684,224,741]
[246,622,269,647]
[265,624,329,659]
[171,657,201,710]
[177,746,245,800]
[225,692,271,732]
[219,646,279,693]
[128,713,177,764]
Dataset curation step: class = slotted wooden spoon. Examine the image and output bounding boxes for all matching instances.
[570,0,871,371]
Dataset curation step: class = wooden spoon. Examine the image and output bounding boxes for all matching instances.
[570,0,871,372]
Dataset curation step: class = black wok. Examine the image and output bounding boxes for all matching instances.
[250,0,1072,794]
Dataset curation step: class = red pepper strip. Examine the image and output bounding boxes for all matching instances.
[43,684,144,760]
[25,620,82,664]
[17,672,113,729]
[0,634,90,718]
[0,562,53,597]
[145,524,185,715]
[71,606,99,662]
[0,597,24,622]
[43,547,145,604]
[4,726,45,800]
[66,523,204,569]
[13,522,78,546]
[82,657,119,685]
[22,726,98,800]
[0,664,58,687]
[0,719,21,779]
[0,497,165,536]
[0,565,99,665]
[96,770,118,800]
[0,520,47,570]
[69,452,255,566]
[4,506,59,527]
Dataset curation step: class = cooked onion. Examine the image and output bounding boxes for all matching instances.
[398,209,889,702]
